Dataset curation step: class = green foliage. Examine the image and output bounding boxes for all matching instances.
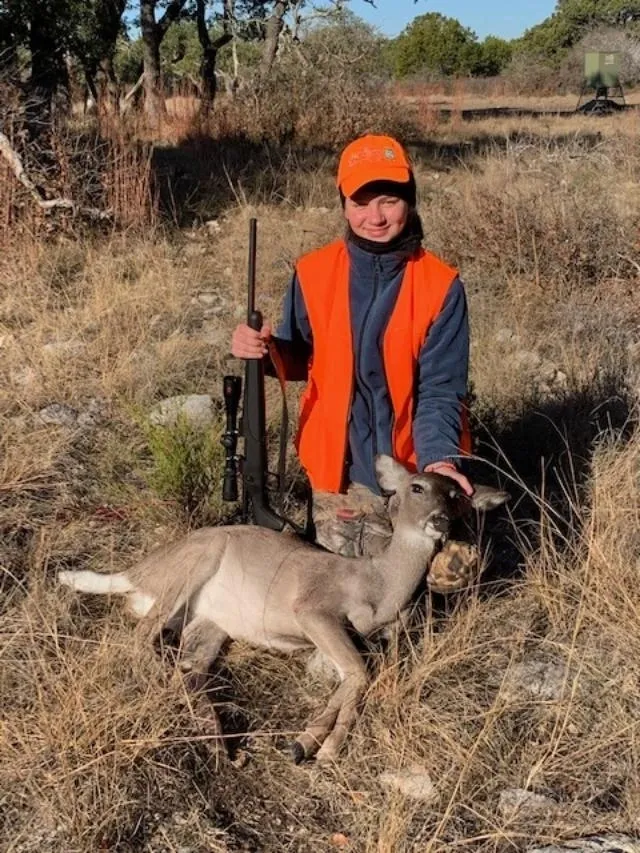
[160,19,203,86]
[392,13,480,78]
[475,35,514,76]
[113,34,144,85]
[388,13,511,79]
[113,17,261,89]
[302,14,392,78]
[516,0,640,62]
[144,415,226,525]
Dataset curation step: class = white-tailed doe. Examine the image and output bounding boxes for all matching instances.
[58,455,509,763]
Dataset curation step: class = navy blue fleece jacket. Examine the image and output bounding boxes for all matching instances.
[273,240,469,494]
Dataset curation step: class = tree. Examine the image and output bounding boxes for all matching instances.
[73,0,128,111]
[1,0,128,120]
[196,0,233,113]
[260,0,289,76]
[140,0,190,120]
[516,0,640,61]
[392,13,480,78]
[475,35,513,76]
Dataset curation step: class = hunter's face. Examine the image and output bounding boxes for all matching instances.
[344,188,409,243]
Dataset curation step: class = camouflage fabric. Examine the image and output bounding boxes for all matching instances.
[312,484,480,592]
[313,483,393,558]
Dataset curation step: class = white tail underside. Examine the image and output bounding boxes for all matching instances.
[57,570,133,595]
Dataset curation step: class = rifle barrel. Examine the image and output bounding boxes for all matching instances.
[247,217,257,321]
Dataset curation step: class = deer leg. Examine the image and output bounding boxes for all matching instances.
[291,610,367,763]
[179,616,228,761]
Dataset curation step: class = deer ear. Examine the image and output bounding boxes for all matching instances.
[375,455,411,495]
[470,485,510,512]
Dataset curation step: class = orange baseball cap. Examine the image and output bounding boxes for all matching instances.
[337,134,412,197]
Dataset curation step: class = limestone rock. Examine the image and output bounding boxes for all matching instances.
[39,403,79,427]
[379,765,438,803]
[306,649,339,685]
[503,659,567,702]
[528,835,640,853]
[149,394,215,428]
[499,787,556,818]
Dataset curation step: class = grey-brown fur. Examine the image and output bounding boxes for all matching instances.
[58,455,508,763]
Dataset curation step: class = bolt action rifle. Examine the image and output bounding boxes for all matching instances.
[221,218,312,536]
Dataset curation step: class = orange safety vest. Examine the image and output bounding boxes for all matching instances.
[294,239,472,493]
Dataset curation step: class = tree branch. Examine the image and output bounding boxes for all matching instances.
[158,0,189,38]
[123,71,145,104]
[0,130,111,221]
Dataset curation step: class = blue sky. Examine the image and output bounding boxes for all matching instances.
[351,0,558,40]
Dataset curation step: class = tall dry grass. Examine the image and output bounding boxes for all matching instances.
[1,102,639,852]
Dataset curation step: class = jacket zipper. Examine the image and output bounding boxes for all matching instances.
[357,258,381,463]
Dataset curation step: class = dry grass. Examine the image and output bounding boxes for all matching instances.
[1,100,640,852]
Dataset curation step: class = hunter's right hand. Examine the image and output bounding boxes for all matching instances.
[231,322,271,359]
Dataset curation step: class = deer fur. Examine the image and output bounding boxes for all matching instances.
[58,455,509,763]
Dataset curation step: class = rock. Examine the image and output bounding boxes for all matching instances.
[42,339,83,358]
[149,394,216,428]
[197,321,226,347]
[496,327,519,346]
[204,219,221,233]
[39,403,79,427]
[503,659,567,702]
[194,291,223,308]
[527,835,640,853]
[10,366,37,387]
[539,360,558,384]
[499,787,556,818]
[514,350,542,372]
[77,397,107,429]
[554,370,568,389]
[379,765,438,803]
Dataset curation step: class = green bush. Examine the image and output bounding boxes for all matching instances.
[144,415,226,525]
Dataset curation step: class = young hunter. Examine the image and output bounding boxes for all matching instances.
[231,134,479,592]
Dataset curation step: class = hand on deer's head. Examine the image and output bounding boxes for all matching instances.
[375,455,509,541]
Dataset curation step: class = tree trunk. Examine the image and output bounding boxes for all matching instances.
[28,10,69,132]
[196,0,233,117]
[140,0,166,121]
[140,0,189,120]
[98,56,121,114]
[260,0,289,77]
[94,0,127,113]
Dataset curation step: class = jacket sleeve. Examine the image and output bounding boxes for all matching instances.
[265,272,313,382]
[413,277,469,470]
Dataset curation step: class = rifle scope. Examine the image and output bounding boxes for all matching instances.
[221,374,242,502]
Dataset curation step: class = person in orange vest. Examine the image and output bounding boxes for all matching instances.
[231,134,478,591]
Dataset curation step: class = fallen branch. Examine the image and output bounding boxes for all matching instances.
[122,71,145,107]
[0,129,112,221]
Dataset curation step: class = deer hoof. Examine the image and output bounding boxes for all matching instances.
[288,741,306,764]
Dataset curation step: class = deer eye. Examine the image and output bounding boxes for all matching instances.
[411,483,424,494]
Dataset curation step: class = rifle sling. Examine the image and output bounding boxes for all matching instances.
[267,340,289,513]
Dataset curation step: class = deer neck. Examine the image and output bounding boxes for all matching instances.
[370,524,440,619]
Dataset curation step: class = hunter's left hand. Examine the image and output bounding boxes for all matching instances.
[424,461,473,496]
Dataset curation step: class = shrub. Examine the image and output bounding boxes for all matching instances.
[143,415,226,525]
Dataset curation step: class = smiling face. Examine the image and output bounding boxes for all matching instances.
[344,186,410,243]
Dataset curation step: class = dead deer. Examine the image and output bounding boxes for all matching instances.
[58,455,508,763]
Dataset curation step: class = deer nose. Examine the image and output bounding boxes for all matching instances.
[429,513,450,534]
